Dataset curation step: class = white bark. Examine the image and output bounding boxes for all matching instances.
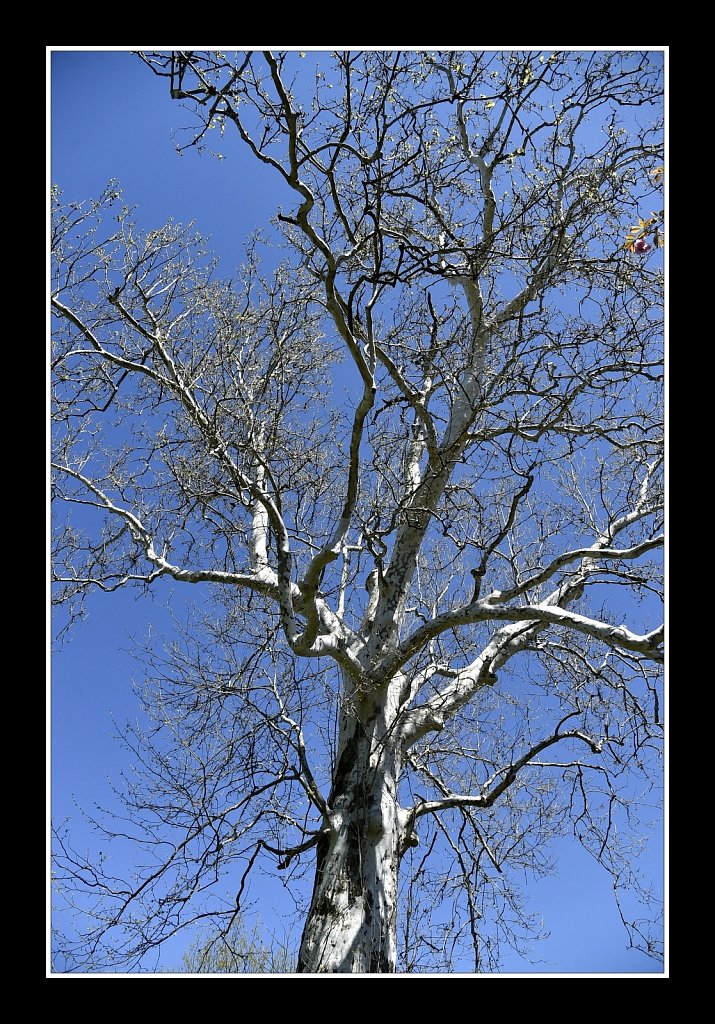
[298,675,405,973]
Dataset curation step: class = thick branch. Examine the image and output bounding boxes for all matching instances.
[52,464,363,675]
[52,295,300,645]
[298,384,375,650]
[488,534,663,606]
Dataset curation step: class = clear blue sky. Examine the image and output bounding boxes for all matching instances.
[50,48,665,975]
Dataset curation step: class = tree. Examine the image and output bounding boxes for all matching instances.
[52,50,664,974]
[177,918,295,973]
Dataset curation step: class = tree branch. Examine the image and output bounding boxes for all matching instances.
[407,724,602,820]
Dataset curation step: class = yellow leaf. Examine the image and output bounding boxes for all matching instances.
[650,166,665,186]
[624,225,646,248]
[485,101,496,110]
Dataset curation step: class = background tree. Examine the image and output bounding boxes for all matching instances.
[52,50,664,974]
[177,918,295,973]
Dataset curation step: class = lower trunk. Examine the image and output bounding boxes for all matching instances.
[296,796,399,972]
[297,688,404,973]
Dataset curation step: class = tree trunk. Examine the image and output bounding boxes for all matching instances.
[297,684,405,973]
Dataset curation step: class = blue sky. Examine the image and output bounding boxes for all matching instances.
[50,48,665,975]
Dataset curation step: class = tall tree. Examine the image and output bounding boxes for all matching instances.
[52,50,664,974]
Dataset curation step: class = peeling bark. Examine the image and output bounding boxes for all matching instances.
[298,679,404,973]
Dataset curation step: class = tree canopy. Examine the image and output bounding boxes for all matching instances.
[52,49,664,974]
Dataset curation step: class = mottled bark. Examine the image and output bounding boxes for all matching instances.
[298,680,406,973]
